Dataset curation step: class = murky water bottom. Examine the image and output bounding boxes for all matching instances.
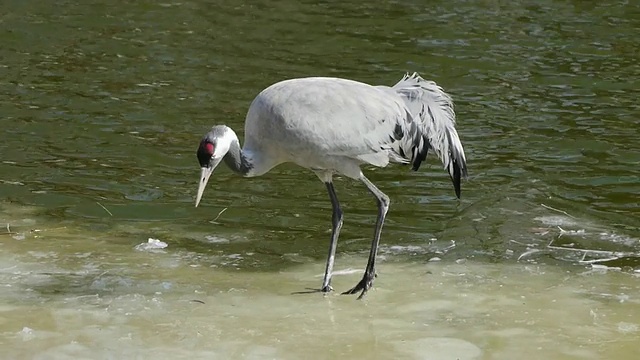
[1,204,639,360]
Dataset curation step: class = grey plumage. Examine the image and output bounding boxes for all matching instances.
[195,72,468,299]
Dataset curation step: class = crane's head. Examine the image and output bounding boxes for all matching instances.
[195,126,233,207]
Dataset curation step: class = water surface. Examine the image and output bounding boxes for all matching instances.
[1,0,639,358]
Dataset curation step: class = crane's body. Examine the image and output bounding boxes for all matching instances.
[242,77,411,178]
[195,73,468,299]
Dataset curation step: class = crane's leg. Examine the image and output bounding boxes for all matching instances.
[320,181,343,292]
[342,175,389,299]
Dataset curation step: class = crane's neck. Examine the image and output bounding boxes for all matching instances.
[216,125,275,177]
[223,136,254,176]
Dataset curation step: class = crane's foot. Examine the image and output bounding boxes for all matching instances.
[342,271,376,300]
[291,284,333,295]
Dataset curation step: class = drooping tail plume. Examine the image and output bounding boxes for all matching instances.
[392,73,468,198]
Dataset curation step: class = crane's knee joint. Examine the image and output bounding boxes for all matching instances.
[377,196,390,211]
[332,213,343,227]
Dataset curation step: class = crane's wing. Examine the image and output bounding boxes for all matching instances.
[309,82,419,168]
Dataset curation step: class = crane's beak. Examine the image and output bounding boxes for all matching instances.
[195,155,224,207]
[195,166,214,207]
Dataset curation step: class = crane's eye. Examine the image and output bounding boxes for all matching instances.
[197,141,215,167]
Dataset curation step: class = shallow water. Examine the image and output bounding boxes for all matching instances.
[1,0,640,358]
[2,205,639,359]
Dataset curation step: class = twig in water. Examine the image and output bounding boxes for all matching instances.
[547,243,626,256]
[553,247,621,256]
[541,203,576,219]
[96,202,113,217]
[510,239,535,247]
[212,207,228,222]
[578,256,624,265]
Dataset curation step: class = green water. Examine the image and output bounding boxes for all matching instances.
[1,0,639,358]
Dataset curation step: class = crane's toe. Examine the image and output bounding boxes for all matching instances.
[291,284,333,295]
[342,271,376,299]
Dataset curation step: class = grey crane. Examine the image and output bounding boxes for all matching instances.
[195,73,468,299]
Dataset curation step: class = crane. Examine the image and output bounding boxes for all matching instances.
[194,73,468,299]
